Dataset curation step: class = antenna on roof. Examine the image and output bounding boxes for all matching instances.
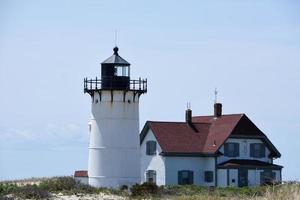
[187,102,191,110]
[214,88,218,104]
[114,30,118,47]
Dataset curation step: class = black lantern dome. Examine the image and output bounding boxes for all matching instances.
[101,47,130,89]
[84,46,147,98]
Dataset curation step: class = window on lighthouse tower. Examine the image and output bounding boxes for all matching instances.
[114,66,129,77]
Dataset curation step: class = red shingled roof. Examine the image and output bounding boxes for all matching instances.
[149,122,211,154]
[74,170,88,177]
[140,114,280,157]
[144,114,242,155]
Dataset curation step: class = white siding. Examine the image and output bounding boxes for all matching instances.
[217,138,271,164]
[88,91,141,188]
[165,157,215,186]
[228,169,238,187]
[217,169,227,187]
[140,129,165,186]
[248,169,263,186]
[74,177,88,185]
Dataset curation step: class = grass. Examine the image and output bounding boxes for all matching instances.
[0,176,127,199]
[0,177,299,199]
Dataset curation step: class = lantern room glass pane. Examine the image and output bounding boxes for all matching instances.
[114,66,129,77]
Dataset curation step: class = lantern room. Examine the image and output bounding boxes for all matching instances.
[101,46,130,89]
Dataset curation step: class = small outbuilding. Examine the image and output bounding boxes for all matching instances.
[74,170,88,185]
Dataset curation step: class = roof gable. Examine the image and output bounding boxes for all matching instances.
[192,114,243,154]
[229,115,281,157]
[231,115,264,136]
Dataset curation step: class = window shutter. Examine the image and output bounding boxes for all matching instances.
[260,144,265,158]
[178,171,183,185]
[224,143,229,156]
[250,143,255,157]
[189,171,194,184]
[152,141,157,155]
[146,141,150,155]
[234,143,239,157]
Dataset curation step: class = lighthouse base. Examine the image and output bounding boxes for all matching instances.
[88,176,140,188]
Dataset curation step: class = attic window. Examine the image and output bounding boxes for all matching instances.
[146,141,157,155]
[224,142,239,157]
[250,143,265,158]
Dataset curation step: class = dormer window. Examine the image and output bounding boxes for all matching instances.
[224,142,239,157]
[250,143,265,158]
[146,141,157,155]
[114,66,129,77]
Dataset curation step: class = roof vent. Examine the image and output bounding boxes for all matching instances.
[214,103,222,117]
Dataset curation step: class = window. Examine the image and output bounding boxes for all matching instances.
[250,143,265,158]
[260,170,276,185]
[204,171,214,182]
[114,66,129,77]
[224,142,239,157]
[146,170,156,183]
[88,122,91,133]
[178,170,193,185]
[146,141,157,155]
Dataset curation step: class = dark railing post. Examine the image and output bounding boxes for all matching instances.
[139,78,141,90]
[95,77,97,89]
[84,78,86,91]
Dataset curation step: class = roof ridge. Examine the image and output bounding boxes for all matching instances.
[148,121,211,125]
[192,113,245,118]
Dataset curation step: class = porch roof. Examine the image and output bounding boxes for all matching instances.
[218,159,283,169]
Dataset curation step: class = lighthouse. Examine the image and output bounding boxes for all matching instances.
[84,47,147,188]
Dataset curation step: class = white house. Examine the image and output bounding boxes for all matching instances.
[140,103,282,187]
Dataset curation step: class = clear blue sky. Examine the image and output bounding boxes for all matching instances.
[0,0,299,181]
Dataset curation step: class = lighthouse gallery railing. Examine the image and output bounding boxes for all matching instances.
[84,77,147,94]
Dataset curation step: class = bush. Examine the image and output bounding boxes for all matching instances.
[120,185,128,191]
[130,182,159,196]
[14,184,50,199]
[0,184,18,196]
[39,176,76,192]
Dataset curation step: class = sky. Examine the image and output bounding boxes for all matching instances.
[0,0,300,181]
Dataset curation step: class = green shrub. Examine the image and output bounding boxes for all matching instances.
[0,184,18,196]
[39,176,76,192]
[14,184,50,199]
[130,182,159,196]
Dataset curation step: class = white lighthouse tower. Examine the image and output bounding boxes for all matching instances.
[84,47,147,188]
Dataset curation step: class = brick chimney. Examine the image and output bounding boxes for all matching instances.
[186,109,192,124]
[214,103,222,117]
